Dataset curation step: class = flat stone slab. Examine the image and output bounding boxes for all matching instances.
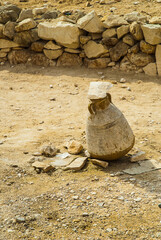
[88,81,113,100]
[50,154,76,167]
[123,159,161,175]
[64,157,87,171]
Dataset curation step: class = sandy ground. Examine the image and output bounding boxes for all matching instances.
[0,63,161,239]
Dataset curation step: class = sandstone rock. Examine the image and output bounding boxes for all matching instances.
[33,7,47,16]
[117,25,129,39]
[0,39,19,48]
[3,21,16,39]
[127,52,155,67]
[91,159,109,168]
[123,34,135,46]
[67,140,83,155]
[38,21,81,48]
[143,63,157,76]
[32,161,54,173]
[15,18,36,32]
[109,41,129,62]
[42,10,59,19]
[57,52,82,67]
[84,40,108,59]
[44,41,61,50]
[84,58,110,68]
[77,10,104,33]
[102,28,117,38]
[124,12,147,23]
[130,22,143,41]
[103,15,128,28]
[8,49,31,64]
[130,151,146,162]
[13,29,39,47]
[30,41,45,52]
[80,35,91,45]
[44,49,63,59]
[140,40,156,54]
[64,157,87,171]
[149,16,161,24]
[41,145,57,157]
[102,37,118,47]
[17,9,33,22]
[64,48,81,54]
[141,24,161,45]
[156,44,161,76]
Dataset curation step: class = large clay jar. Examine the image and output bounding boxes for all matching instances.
[86,83,135,161]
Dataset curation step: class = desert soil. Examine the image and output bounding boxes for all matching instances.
[0,0,161,239]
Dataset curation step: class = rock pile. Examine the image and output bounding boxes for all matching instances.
[0,4,161,76]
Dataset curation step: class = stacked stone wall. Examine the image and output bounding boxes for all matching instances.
[0,4,161,76]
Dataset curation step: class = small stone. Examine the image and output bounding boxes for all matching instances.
[67,140,83,155]
[106,228,112,232]
[41,145,57,157]
[72,196,79,200]
[32,161,55,173]
[120,78,126,83]
[130,151,146,162]
[158,203,161,208]
[32,152,42,156]
[15,216,26,223]
[91,159,109,168]
[134,197,142,202]
[82,212,89,217]
[0,141,3,145]
[64,157,87,171]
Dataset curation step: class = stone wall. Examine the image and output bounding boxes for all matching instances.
[1,4,161,76]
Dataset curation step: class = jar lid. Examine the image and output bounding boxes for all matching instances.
[88,82,113,100]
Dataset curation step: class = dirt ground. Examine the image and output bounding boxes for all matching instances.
[0,1,161,239]
[0,62,161,240]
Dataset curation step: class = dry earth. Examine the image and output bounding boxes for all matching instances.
[0,63,161,240]
[0,0,161,239]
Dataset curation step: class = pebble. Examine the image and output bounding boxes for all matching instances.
[50,85,53,88]
[72,196,79,200]
[15,216,26,223]
[0,141,3,145]
[158,203,161,208]
[106,228,112,232]
[82,212,89,217]
[41,145,57,157]
[120,78,126,83]
[134,197,142,202]
[130,151,146,162]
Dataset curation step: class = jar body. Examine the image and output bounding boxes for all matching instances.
[86,102,135,160]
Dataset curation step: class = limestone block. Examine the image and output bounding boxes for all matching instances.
[156,44,161,76]
[84,40,108,59]
[15,18,37,32]
[77,10,104,33]
[117,25,129,39]
[84,58,111,68]
[38,21,81,48]
[102,28,117,38]
[33,7,47,16]
[80,35,91,45]
[123,34,135,46]
[13,29,39,47]
[0,39,19,48]
[130,22,143,41]
[17,9,33,22]
[30,41,45,52]
[109,41,129,62]
[143,63,157,76]
[57,52,83,67]
[140,40,156,54]
[141,24,161,45]
[124,12,147,23]
[103,15,128,28]
[44,41,61,50]
[3,21,16,39]
[102,37,118,47]
[127,52,155,67]
[64,48,81,54]
[43,49,63,59]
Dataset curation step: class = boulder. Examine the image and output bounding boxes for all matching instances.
[57,52,83,67]
[123,34,135,46]
[103,15,128,28]
[143,63,157,76]
[3,21,16,39]
[130,22,143,41]
[117,25,129,39]
[44,41,61,50]
[15,18,36,32]
[84,57,111,68]
[38,21,81,48]
[30,41,45,52]
[140,40,156,54]
[17,9,33,22]
[109,41,129,62]
[127,52,155,67]
[84,40,108,59]
[124,12,147,23]
[141,24,161,45]
[102,28,117,38]
[80,35,91,45]
[13,29,39,47]
[0,39,19,48]
[77,10,104,33]
[43,49,63,59]
[102,37,118,47]
[156,44,161,76]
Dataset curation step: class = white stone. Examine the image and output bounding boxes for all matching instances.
[77,10,104,33]
[156,45,161,76]
[88,81,113,100]
[84,40,108,59]
[143,63,157,76]
[38,21,81,48]
[141,24,161,45]
[64,157,87,171]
